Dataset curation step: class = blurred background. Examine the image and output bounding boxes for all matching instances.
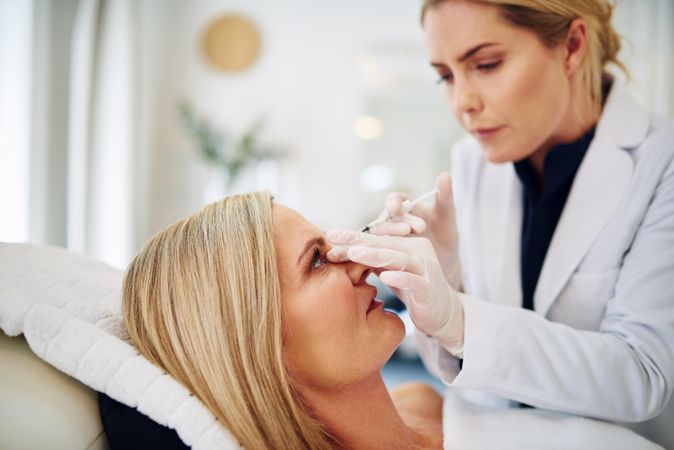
[1,0,672,270]
[0,0,672,398]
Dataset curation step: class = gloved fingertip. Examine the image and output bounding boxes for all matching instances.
[326,247,347,261]
[405,215,427,234]
[326,229,353,243]
[373,221,410,236]
[435,172,452,190]
[346,246,365,259]
[435,174,455,206]
[378,270,399,285]
[391,221,413,235]
[384,192,409,214]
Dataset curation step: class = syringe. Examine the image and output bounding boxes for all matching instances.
[361,188,438,233]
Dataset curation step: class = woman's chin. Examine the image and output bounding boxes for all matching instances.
[482,141,534,165]
[383,311,407,348]
[482,146,512,164]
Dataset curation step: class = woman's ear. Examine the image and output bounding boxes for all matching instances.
[564,18,589,76]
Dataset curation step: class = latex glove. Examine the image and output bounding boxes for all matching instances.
[327,229,464,357]
[368,172,463,291]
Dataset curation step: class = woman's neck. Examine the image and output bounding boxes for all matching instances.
[298,374,431,449]
[529,82,601,178]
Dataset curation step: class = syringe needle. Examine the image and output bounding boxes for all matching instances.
[361,188,438,233]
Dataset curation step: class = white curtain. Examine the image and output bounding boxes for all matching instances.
[67,0,138,268]
[1,0,142,268]
[12,0,143,269]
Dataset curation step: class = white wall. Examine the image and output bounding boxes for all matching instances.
[137,0,674,247]
[5,0,668,257]
[613,0,673,117]
[138,0,439,242]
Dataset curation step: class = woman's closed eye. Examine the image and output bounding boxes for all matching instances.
[436,59,502,84]
[475,60,502,72]
[436,72,453,84]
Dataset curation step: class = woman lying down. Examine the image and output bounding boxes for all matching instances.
[123,192,443,449]
[120,192,665,449]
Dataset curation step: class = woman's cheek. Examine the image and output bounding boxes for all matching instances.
[328,271,359,316]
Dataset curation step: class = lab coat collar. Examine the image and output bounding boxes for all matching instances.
[595,78,651,150]
[533,81,646,316]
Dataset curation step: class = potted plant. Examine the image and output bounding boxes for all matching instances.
[179,101,285,199]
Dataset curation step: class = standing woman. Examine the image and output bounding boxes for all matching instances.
[327,0,674,445]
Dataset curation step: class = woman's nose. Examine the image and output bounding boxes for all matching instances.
[345,261,371,285]
[450,78,481,117]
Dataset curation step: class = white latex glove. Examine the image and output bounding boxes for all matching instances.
[327,229,465,358]
[369,172,463,291]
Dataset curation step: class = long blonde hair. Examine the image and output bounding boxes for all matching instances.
[420,0,628,114]
[123,192,334,449]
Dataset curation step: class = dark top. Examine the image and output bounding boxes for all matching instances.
[98,392,189,450]
[514,128,595,310]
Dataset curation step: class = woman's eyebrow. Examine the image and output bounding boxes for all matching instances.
[296,237,326,265]
[430,42,499,68]
[458,42,498,62]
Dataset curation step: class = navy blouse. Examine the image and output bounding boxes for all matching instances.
[514,128,595,310]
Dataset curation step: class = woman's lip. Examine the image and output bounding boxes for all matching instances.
[473,126,505,139]
[367,299,384,314]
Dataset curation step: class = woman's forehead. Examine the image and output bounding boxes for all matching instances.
[272,205,322,251]
[425,1,517,46]
[273,204,311,230]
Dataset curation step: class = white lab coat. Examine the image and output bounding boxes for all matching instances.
[417,81,674,445]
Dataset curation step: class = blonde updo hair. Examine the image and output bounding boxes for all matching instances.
[421,0,628,113]
[123,192,335,449]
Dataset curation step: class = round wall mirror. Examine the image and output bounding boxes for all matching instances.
[201,14,262,72]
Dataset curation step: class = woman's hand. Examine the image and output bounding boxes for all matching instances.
[327,230,465,357]
[369,172,463,291]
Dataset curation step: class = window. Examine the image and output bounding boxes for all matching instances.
[0,1,33,242]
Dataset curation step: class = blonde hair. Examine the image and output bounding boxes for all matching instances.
[123,192,334,449]
[421,0,628,113]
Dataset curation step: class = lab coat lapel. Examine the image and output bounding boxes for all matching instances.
[497,168,523,308]
[481,162,522,308]
[534,87,647,316]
